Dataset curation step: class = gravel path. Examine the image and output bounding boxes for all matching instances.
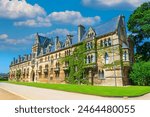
[0,83,149,100]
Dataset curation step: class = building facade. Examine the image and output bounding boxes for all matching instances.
[9,15,134,86]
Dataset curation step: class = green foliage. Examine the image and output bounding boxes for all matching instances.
[61,42,89,84]
[130,61,150,86]
[16,70,21,82]
[136,42,150,61]
[127,2,150,61]
[128,2,150,39]
[9,82,150,97]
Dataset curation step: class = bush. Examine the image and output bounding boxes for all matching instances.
[130,61,150,86]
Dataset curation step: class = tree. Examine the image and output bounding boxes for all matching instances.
[127,2,150,61]
[136,42,150,61]
[130,61,150,86]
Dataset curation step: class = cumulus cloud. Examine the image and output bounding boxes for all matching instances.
[14,10,100,27]
[0,33,34,51]
[38,28,77,40]
[0,34,8,39]
[0,0,46,19]
[0,29,76,50]
[48,10,100,25]
[47,28,77,37]
[82,0,148,9]
[14,16,51,27]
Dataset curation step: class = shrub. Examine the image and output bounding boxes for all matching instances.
[130,61,150,86]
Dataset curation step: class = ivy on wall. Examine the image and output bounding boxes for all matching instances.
[16,69,21,82]
[61,41,89,84]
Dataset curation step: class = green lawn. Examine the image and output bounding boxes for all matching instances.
[9,82,150,97]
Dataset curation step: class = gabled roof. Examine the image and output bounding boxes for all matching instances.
[94,16,120,37]
[82,16,120,40]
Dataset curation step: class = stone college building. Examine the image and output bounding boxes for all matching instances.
[9,15,134,86]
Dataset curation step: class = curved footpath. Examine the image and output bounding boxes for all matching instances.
[0,88,24,100]
[0,83,149,100]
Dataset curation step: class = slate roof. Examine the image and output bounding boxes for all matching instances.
[38,35,54,46]
[82,16,120,40]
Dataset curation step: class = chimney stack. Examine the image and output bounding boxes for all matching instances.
[55,36,59,51]
[78,24,85,42]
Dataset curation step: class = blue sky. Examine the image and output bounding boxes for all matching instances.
[0,0,148,73]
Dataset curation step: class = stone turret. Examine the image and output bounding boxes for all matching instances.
[35,33,39,44]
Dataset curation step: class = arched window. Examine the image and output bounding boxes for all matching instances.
[108,38,111,46]
[88,43,90,49]
[88,56,91,63]
[104,39,107,47]
[56,54,57,59]
[105,53,109,64]
[101,70,104,79]
[91,55,93,63]
[123,51,127,61]
[56,62,60,68]
[99,70,104,79]
[45,64,48,69]
[90,42,93,49]
[69,50,71,55]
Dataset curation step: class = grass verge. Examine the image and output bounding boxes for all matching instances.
[9,82,150,97]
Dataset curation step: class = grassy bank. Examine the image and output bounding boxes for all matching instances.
[9,82,150,97]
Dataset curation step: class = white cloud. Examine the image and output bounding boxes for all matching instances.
[38,28,77,40]
[0,34,34,49]
[47,28,77,37]
[82,0,148,8]
[0,29,76,50]
[48,10,100,25]
[14,10,100,27]
[0,34,8,39]
[0,0,46,19]
[14,17,51,27]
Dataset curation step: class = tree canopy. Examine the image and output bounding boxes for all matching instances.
[128,2,150,61]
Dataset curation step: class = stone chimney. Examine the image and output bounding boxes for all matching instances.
[78,24,85,43]
[55,36,59,51]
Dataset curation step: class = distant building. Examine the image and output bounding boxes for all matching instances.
[9,15,134,86]
[0,73,9,79]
